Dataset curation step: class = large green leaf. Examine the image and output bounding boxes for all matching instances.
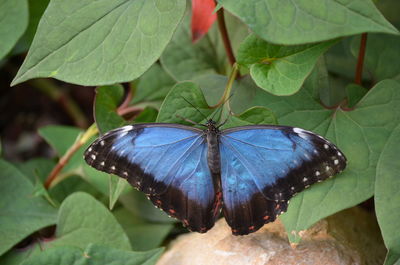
[132,63,176,105]
[114,208,173,251]
[376,124,400,265]
[218,0,398,45]
[0,160,57,256]
[160,10,223,81]
[39,126,82,156]
[21,244,162,265]
[250,79,400,243]
[0,0,28,59]
[119,190,177,224]
[351,34,400,81]
[237,34,337,95]
[12,0,50,55]
[160,8,249,81]
[157,81,214,124]
[11,0,186,86]
[50,192,131,250]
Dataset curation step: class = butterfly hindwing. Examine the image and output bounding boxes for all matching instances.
[219,125,346,235]
[84,124,220,233]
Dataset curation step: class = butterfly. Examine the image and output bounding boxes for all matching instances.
[84,119,346,235]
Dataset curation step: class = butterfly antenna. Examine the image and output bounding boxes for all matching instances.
[181,96,209,120]
[212,92,235,123]
[175,114,207,127]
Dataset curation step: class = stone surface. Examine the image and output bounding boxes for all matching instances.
[156,207,385,265]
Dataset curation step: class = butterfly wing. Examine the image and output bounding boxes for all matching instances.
[220,125,347,235]
[84,124,219,233]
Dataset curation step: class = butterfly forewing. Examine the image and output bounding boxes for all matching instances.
[219,126,346,235]
[84,124,220,233]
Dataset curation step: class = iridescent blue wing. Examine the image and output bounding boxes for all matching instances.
[84,124,220,233]
[220,125,346,235]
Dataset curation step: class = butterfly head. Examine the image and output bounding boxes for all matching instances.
[205,119,219,133]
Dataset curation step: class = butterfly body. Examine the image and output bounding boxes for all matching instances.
[84,121,346,235]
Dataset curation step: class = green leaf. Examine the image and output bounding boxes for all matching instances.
[48,175,102,203]
[21,244,163,265]
[237,106,277,125]
[345,83,368,108]
[11,0,186,86]
[132,63,176,105]
[193,74,258,114]
[160,10,222,81]
[376,124,400,265]
[351,34,400,81]
[385,250,400,265]
[250,79,400,243]
[120,190,177,223]
[109,176,130,210]
[39,126,82,156]
[12,0,50,55]
[134,107,159,123]
[51,192,131,250]
[18,157,55,183]
[221,106,277,129]
[114,208,173,251]
[237,34,337,95]
[0,0,28,59]
[95,85,126,134]
[157,81,214,124]
[325,37,359,80]
[218,0,399,45]
[0,159,57,256]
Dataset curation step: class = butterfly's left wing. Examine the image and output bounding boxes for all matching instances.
[84,124,220,233]
[219,125,346,235]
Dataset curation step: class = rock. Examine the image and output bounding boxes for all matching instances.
[156,207,385,265]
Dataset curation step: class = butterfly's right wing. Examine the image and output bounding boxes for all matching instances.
[84,124,219,233]
[219,125,347,235]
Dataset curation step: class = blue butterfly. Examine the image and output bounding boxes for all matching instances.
[84,119,346,235]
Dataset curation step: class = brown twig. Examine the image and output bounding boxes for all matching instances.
[216,7,237,68]
[354,33,368,85]
[44,124,98,189]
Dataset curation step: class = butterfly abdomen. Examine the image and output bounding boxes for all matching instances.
[206,130,221,178]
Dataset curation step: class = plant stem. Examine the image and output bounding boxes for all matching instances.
[30,79,89,128]
[216,7,237,68]
[354,33,368,85]
[44,124,98,189]
[213,63,239,110]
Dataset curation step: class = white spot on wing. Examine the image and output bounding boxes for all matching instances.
[324,144,329,149]
[123,171,128,176]
[100,161,105,166]
[91,154,96,160]
[337,152,342,156]
[315,171,320,176]
[88,147,92,152]
[303,177,308,182]
[325,166,330,171]
[293,127,309,139]
[334,159,339,165]
[100,140,105,146]
[111,166,116,171]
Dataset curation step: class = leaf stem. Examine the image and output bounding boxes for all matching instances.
[44,124,98,189]
[216,7,237,68]
[354,33,368,85]
[213,63,239,110]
